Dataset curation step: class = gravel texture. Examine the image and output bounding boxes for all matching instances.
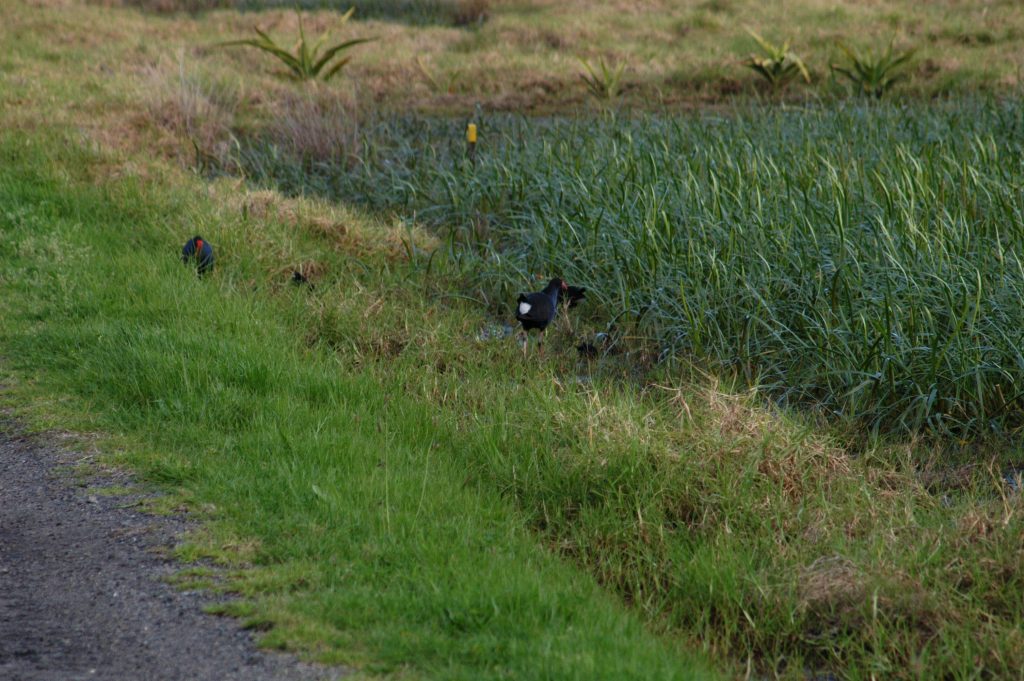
[0,422,345,681]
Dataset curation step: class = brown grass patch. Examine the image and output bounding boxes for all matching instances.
[137,54,238,160]
[266,88,362,167]
[797,555,865,614]
[215,184,438,263]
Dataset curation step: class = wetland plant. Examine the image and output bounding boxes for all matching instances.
[219,7,374,82]
[742,29,811,90]
[831,40,915,98]
[578,57,626,101]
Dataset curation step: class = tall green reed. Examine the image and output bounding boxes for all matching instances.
[230,101,1024,436]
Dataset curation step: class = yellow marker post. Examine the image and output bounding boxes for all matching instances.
[466,123,477,164]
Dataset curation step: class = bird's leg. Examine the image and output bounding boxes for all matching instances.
[538,330,545,356]
[519,331,529,357]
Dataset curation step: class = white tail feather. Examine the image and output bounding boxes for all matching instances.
[518,302,532,315]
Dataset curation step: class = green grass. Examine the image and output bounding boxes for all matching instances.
[0,135,713,680]
[6,3,1024,680]
[231,101,1024,436]
[6,126,1024,681]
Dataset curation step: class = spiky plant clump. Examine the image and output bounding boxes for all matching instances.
[219,8,374,82]
[742,29,811,90]
[578,57,626,101]
[831,40,916,98]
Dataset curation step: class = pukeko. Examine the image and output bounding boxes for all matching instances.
[181,235,214,276]
[565,285,586,308]
[515,277,567,354]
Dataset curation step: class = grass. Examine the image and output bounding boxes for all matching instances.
[0,135,714,679]
[230,102,1024,437]
[6,125,1024,680]
[58,0,1024,113]
[5,2,1024,680]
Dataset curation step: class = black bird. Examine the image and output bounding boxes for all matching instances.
[565,285,586,308]
[516,277,567,354]
[576,332,618,360]
[291,270,316,291]
[181,235,214,276]
[559,284,586,333]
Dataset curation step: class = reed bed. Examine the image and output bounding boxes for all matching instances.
[233,100,1024,436]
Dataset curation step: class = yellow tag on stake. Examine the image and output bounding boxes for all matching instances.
[466,123,477,144]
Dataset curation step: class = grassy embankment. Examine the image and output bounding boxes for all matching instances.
[0,133,721,680]
[3,2,1024,680]
[228,90,1024,681]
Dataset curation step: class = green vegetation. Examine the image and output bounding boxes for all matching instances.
[219,8,374,82]
[578,57,626,102]
[0,135,713,680]
[103,0,1024,111]
[832,40,917,98]
[232,102,1024,436]
[7,117,1024,681]
[5,2,1024,680]
[742,30,811,90]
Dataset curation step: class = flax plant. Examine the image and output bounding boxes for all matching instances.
[219,8,374,82]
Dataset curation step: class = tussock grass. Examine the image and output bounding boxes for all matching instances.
[264,88,362,165]
[138,53,241,159]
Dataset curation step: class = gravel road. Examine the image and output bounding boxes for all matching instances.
[0,421,345,681]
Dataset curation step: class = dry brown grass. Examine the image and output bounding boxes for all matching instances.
[797,555,866,614]
[207,181,438,265]
[138,53,239,159]
[68,0,1024,116]
[267,88,361,166]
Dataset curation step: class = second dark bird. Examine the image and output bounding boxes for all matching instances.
[565,285,586,308]
[291,270,315,290]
